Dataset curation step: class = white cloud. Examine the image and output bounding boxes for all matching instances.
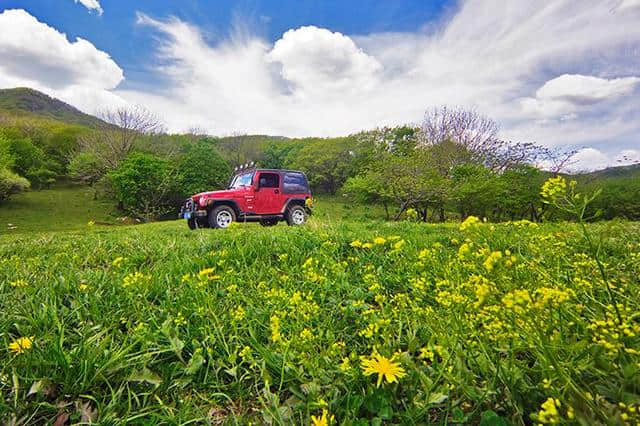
[616,0,640,11]
[0,9,125,114]
[569,148,612,172]
[568,147,640,172]
[268,26,382,98]
[520,74,640,117]
[74,0,103,16]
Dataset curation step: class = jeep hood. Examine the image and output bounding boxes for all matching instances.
[192,189,242,202]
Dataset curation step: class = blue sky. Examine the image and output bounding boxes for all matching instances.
[1,0,450,90]
[0,0,639,170]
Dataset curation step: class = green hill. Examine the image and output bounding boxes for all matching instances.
[0,87,106,127]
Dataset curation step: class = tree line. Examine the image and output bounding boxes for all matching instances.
[1,105,638,222]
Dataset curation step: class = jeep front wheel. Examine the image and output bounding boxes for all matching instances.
[209,205,236,229]
[187,218,198,230]
[286,205,307,226]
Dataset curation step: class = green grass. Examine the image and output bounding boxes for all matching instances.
[1,216,639,424]
[0,185,118,234]
[0,189,385,235]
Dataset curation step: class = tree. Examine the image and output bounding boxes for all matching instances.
[216,133,263,167]
[79,105,165,169]
[262,142,303,169]
[0,134,30,201]
[107,152,178,220]
[68,153,107,198]
[418,106,549,173]
[176,142,230,195]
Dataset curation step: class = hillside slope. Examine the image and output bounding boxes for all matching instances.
[0,87,105,127]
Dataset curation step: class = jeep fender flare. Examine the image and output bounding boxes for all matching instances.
[205,199,242,217]
[281,198,307,214]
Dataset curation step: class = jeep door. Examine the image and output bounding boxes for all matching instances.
[254,171,283,214]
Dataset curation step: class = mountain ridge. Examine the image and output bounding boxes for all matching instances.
[0,87,106,127]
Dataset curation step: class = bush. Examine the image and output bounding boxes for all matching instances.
[107,152,177,220]
[0,168,30,201]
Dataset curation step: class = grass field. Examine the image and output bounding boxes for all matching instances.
[0,185,118,234]
[1,213,639,424]
[0,186,386,235]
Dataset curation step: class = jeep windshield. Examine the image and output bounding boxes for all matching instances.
[228,171,254,189]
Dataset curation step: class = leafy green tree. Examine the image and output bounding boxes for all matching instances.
[0,134,30,201]
[262,142,303,169]
[107,152,177,220]
[176,142,230,195]
[288,136,374,194]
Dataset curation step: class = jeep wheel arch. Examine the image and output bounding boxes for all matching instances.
[281,198,306,214]
[208,199,241,218]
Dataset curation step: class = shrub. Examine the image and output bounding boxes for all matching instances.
[107,152,177,220]
[0,168,30,201]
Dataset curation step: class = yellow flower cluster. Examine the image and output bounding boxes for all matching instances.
[460,215,481,231]
[9,336,33,355]
[122,271,151,288]
[9,279,28,287]
[540,176,568,202]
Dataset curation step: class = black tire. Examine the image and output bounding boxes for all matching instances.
[187,218,197,230]
[260,218,279,227]
[286,205,307,226]
[208,205,236,229]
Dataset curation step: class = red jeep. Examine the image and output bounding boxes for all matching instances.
[180,168,312,229]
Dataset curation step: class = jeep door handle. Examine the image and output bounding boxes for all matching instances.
[274,189,280,194]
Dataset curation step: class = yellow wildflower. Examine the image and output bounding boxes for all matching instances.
[197,268,220,281]
[112,256,124,267]
[373,237,387,245]
[537,397,561,424]
[460,216,481,231]
[361,352,406,387]
[311,409,334,426]
[483,251,503,272]
[350,240,363,248]
[9,279,28,287]
[9,336,33,355]
[339,357,350,371]
[540,176,567,202]
[122,271,151,288]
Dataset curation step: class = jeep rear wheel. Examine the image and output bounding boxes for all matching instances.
[286,205,307,226]
[209,205,236,229]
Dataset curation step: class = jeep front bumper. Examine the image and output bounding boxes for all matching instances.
[179,199,207,220]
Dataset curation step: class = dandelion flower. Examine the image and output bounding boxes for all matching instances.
[361,352,406,387]
[9,336,33,355]
[373,237,387,245]
[311,409,334,426]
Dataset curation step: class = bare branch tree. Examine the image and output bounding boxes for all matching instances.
[418,106,500,151]
[538,147,578,174]
[78,105,165,169]
[418,106,569,173]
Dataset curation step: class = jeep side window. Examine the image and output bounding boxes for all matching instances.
[283,172,309,193]
[258,173,279,188]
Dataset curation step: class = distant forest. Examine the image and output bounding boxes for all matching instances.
[1,87,639,221]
